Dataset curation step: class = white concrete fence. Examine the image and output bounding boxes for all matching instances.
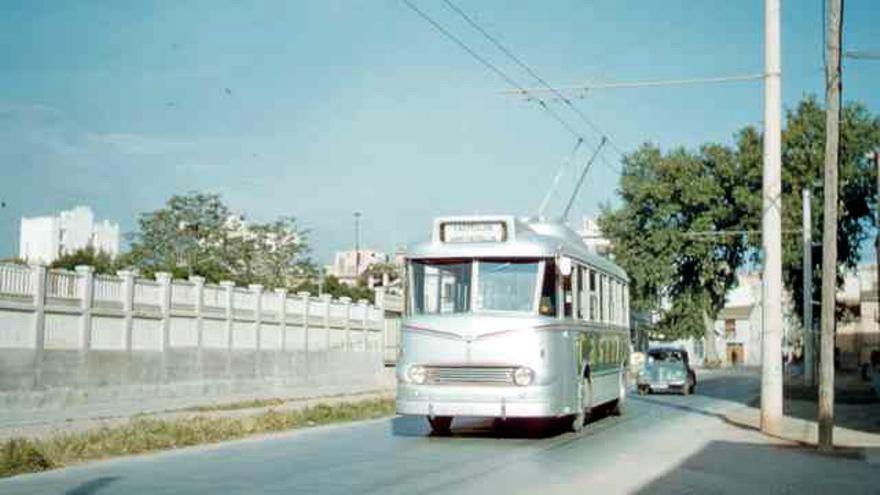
[0,263,393,353]
[0,263,407,420]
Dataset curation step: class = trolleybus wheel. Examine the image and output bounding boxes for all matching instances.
[609,370,627,416]
[427,416,453,435]
[570,409,585,433]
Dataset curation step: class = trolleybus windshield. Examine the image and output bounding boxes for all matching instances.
[410,259,540,315]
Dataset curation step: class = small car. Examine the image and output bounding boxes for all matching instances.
[636,347,696,395]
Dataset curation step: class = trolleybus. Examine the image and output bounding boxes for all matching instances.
[396,215,631,434]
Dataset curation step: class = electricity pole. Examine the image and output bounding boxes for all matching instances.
[819,0,842,452]
[760,0,784,436]
[353,211,362,282]
[803,189,814,387]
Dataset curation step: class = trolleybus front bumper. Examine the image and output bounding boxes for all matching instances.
[396,383,569,418]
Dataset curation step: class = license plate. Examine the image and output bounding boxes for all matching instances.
[653,383,669,390]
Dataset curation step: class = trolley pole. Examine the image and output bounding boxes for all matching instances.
[760,0,784,436]
[819,0,842,452]
[803,189,814,387]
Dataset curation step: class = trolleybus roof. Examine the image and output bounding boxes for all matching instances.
[406,215,628,280]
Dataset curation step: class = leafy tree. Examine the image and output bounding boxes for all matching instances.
[600,95,879,349]
[293,275,375,304]
[736,97,880,326]
[126,191,316,288]
[127,192,234,281]
[51,247,118,275]
[599,143,752,359]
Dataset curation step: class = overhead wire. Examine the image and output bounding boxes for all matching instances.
[440,0,627,159]
[401,0,586,142]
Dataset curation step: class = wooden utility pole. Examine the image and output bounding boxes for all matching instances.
[760,0,784,436]
[803,189,814,387]
[819,0,842,452]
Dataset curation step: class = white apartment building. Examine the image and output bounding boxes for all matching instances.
[19,206,120,264]
[331,249,388,285]
[580,217,612,256]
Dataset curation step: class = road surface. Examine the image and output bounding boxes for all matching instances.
[3,368,879,494]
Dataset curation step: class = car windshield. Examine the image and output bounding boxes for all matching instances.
[410,259,540,315]
[648,351,685,363]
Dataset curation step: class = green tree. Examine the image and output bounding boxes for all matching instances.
[600,96,879,348]
[126,192,316,287]
[127,192,234,281]
[736,97,880,326]
[293,275,375,304]
[599,143,752,358]
[50,247,118,275]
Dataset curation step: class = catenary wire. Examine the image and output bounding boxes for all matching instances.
[401,0,587,142]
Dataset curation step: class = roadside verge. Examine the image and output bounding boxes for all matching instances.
[1,392,395,479]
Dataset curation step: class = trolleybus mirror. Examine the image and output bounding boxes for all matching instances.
[558,256,573,277]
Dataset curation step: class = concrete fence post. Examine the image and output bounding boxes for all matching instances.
[249,284,264,351]
[340,297,352,351]
[321,294,332,350]
[220,281,235,350]
[298,291,311,353]
[156,272,172,351]
[358,299,369,351]
[30,264,47,352]
[118,270,136,351]
[275,288,287,350]
[190,276,205,349]
[75,265,95,350]
[375,287,386,356]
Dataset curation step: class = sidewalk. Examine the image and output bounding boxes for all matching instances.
[724,368,880,457]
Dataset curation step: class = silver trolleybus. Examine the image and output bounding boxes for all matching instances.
[396,215,631,434]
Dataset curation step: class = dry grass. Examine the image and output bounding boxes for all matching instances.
[0,398,395,479]
[176,397,286,412]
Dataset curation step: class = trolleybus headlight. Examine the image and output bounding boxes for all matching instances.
[513,367,535,386]
[408,365,427,384]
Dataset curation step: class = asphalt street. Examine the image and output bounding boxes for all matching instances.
[3,368,879,495]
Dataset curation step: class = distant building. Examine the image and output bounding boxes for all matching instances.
[837,263,879,368]
[19,206,120,264]
[331,249,388,285]
[579,217,612,256]
[657,272,798,367]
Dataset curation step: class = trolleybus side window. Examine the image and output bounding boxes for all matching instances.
[576,266,585,320]
[539,260,557,317]
[562,270,573,318]
[411,260,471,315]
[588,270,597,321]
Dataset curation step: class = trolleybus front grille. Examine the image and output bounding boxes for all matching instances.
[425,366,515,385]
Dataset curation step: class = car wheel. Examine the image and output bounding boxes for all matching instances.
[427,416,453,435]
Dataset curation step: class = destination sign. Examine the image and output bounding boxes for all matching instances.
[440,221,507,243]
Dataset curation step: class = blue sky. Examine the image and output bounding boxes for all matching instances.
[0,1,877,264]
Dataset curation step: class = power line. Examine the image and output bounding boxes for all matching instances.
[844,50,880,60]
[501,73,765,97]
[440,0,625,157]
[401,0,585,141]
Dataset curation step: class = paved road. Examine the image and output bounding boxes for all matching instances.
[3,368,879,494]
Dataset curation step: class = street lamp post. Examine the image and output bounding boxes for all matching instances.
[353,212,362,283]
